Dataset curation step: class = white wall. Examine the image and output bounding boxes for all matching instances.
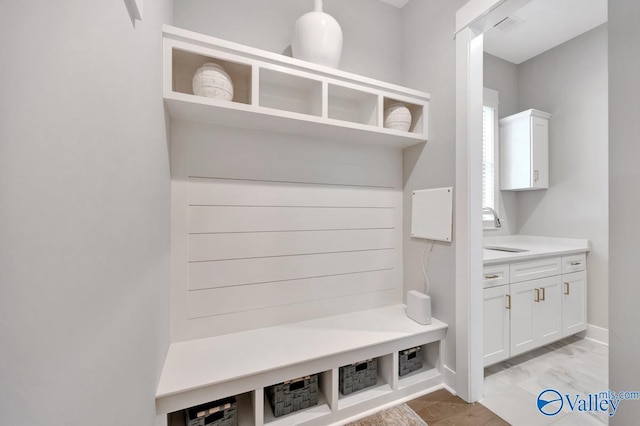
[0,1,172,425]
[174,0,404,84]
[483,53,519,236]
[170,1,406,341]
[608,0,640,423]
[516,24,609,329]
[402,0,469,383]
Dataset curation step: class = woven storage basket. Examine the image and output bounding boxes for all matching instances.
[399,346,423,377]
[184,396,237,426]
[266,374,319,417]
[339,358,378,395]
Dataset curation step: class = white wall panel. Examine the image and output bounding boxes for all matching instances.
[189,206,395,233]
[189,229,396,262]
[187,270,395,318]
[181,290,398,341]
[189,177,397,207]
[188,249,395,290]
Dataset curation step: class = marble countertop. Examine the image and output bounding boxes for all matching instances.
[483,235,590,265]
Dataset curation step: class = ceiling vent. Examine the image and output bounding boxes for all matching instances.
[493,16,523,32]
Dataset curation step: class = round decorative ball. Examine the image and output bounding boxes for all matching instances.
[192,63,234,101]
[384,103,412,132]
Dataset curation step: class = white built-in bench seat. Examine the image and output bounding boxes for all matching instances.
[157,304,447,426]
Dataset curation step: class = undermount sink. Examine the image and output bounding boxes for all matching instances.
[484,246,529,253]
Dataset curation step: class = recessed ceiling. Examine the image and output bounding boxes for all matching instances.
[379,0,410,8]
[483,0,607,64]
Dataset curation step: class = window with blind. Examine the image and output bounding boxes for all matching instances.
[483,105,495,211]
[483,88,499,224]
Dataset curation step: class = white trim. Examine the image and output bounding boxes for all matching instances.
[442,364,457,390]
[582,324,609,346]
[455,0,530,404]
[454,26,485,403]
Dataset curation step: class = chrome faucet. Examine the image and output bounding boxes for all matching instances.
[482,207,502,228]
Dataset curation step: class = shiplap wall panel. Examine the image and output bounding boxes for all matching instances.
[188,229,396,261]
[188,206,395,233]
[189,177,397,207]
[187,270,395,318]
[182,290,398,341]
[171,120,403,342]
[188,249,395,290]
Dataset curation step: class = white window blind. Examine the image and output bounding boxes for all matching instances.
[482,105,495,212]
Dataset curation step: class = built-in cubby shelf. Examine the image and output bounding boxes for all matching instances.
[156,305,447,426]
[163,25,430,148]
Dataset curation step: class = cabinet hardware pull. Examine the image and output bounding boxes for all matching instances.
[570,261,582,266]
[506,294,511,310]
[485,274,500,279]
[535,288,540,302]
[565,282,570,295]
[540,287,546,301]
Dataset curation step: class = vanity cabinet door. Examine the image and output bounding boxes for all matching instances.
[483,285,510,367]
[562,271,587,337]
[510,280,539,356]
[536,276,563,346]
[510,275,562,357]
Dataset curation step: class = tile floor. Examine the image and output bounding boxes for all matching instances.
[481,336,609,425]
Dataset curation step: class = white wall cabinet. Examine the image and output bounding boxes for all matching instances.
[500,109,552,191]
[483,253,587,366]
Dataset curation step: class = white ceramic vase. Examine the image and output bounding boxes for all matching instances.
[192,63,234,101]
[384,103,412,132]
[291,0,343,68]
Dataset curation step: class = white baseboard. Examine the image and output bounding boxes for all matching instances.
[582,324,609,346]
[441,364,457,392]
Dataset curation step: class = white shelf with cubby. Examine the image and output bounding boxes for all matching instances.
[156,305,447,426]
[163,25,430,148]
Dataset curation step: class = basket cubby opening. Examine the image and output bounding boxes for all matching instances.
[167,391,255,426]
[397,341,440,389]
[263,372,331,425]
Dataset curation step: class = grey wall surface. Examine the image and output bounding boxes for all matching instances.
[517,24,609,329]
[483,53,519,236]
[402,0,468,380]
[608,0,640,423]
[0,1,172,424]
[174,0,404,84]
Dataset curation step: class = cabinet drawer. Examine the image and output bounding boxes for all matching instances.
[561,253,586,274]
[510,257,561,283]
[483,264,510,288]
